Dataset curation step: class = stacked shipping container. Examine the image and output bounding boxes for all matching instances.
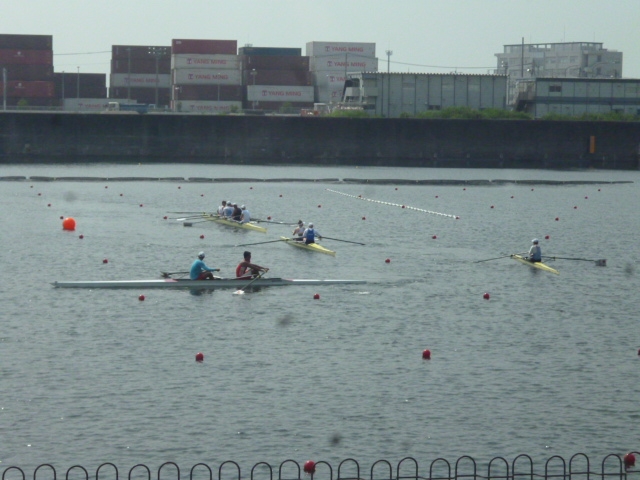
[110,45,171,106]
[306,41,377,104]
[0,34,55,107]
[171,39,241,113]
[239,46,313,111]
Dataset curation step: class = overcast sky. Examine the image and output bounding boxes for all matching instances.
[3,0,639,78]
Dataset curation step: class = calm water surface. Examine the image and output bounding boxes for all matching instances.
[1,164,639,472]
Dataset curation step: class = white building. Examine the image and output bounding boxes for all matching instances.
[495,42,623,106]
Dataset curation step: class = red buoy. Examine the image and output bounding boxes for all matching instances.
[201,194,204,197]
[120,193,123,196]
[545,235,550,240]
[555,217,559,221]
[510,195,514,199]
[490,205,494,209]
[103,258,108,264]
[303,461,316,474]
[318,204,321,208]
[195,352,204,362]
[62,217,76,231]
[163,216,167,220]
[250,186,253,189]
[313,293,320,300]
[104,185,108,189]
[362,216,366,220]
[463,188,466,191]
[483,292,490,300]
[574,206,578,209]
[432,235,437,239]
[79,234,84,239]
[385,258,391,263]
[138,294,145,301]
[395,187,398,190]
[178,186,181,189]
[401,205,405,208]
[47,203,51,207]
[59,216,64,220]
[200,234,205,239]
[422,349,431,360]
[139,204,143,207]
[435,195,438,198]
[279,194,283,197]
[267,216,272,220]
[624,453,636,468]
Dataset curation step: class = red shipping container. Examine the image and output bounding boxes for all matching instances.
[2,64,53,81]
[112,45,171,59]
[241,55,309,71]
[111,58,171,74]
[243,69,313,86]
[171,39,237,55]
[172,84,242,101]
[0,34,52,50]
[0,81,54,98]
[0,49,53,65]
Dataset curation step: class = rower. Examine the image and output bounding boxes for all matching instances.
[528,238,542,262]
[236,251,269,279]
[190,252,221,280]
[240,205,251,224]
[222,201,234,218]
[231,203,242,221]
[217,200,227,216]
[292,220,305,241]
[303,223,322,245]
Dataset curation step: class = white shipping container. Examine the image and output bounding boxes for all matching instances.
[310,55,378,72]
[171,100,242,114]
[172,69,242,85]
[110,73,171,88]
[316,85,346,103]
[247,85,314,103]
[63,98,109,112]
[171,54,240,70]
[313,72,348,86]
[306,41,376,57]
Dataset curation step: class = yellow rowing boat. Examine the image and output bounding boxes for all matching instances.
[511,254,559,274]
[280,237,336,256]
[203,215,267,233]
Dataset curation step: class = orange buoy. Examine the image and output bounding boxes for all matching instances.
[303,461,316,474]
[483,292,490,300]
[195,352,204,362]
[313,293,320,300]
[62,217,76,231]
[422,349,431,359]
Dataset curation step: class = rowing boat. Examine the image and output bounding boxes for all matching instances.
[52,278,365,289]
[201,214,267,233]
[280,237,336,256]
[511,254,559,275]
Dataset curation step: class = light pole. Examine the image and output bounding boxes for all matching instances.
[148,47,162,107]
[61,71,65,109]
[76,66,80,103]
[385,50,392,117]
[250,69,257,109]
[126,47,131,102]
[3,67,7,111]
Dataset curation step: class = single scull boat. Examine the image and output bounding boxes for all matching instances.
[511,254,559,275]
[280,237,336,256]
[52,278,365,289]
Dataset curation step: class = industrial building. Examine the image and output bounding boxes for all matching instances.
[495,42,623,106]
[342,72,507,117]
[515,77,640,117]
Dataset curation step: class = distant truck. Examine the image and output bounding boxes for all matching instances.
[106,101,149,114]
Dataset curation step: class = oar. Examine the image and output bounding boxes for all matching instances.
[320,236,365,246]
[161,271,189,278]
[253,218,296,225]
[233,271,266,295]
[175,215,207,221]
[167,211,206,214]
[546,256,607,264]
[235,239,287,247]
[473,254,513,263]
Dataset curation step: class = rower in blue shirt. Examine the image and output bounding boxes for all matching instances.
[190,252,220,280]
[528,239,542,262]
[303,223,322,245]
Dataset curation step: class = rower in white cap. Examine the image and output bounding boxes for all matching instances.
[528,239,542,262]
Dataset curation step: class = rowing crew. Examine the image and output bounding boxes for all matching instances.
[292,220,322,244]
[527,238,542,262]
[190,251,269,281]
[216,200,251,223]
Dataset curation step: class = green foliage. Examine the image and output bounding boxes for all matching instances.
[414,106,532,120]
[328,109,371,118]
[17,98,29,108]
[229,105,239,114]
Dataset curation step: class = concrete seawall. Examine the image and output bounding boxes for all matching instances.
[1,112,639,169]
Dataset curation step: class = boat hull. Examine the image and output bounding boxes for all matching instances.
[511,254,559,274]
[53,278,366,289]
[201,215,267,233]
[280,237,336,256]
